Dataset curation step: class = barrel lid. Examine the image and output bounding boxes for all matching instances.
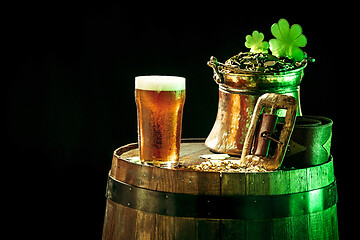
[110,139,335,196]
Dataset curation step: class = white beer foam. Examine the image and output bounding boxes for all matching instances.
[135,75,185,91]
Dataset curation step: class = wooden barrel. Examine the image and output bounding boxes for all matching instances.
[102,139,338,240]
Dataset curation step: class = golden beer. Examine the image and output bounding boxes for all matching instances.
[135,76,186,167]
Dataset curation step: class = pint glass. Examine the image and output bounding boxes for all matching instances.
[135,76,186,167]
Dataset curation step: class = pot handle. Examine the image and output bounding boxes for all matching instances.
[207,56,224,84]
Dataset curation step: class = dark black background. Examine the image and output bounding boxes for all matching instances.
[4,2,353,239]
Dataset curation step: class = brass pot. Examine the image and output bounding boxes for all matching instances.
[205,60,305,156]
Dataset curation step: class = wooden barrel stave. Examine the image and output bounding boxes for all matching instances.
[103,200,338,240]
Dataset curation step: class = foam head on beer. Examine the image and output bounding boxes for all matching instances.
[135,75,185,91]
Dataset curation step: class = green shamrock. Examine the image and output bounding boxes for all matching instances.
[269,19,307,61]
[245,31,269,53]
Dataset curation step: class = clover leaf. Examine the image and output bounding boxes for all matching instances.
[245,31,269,53]
[269,19,307,61]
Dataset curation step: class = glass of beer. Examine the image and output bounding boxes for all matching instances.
[135,75,186,167]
